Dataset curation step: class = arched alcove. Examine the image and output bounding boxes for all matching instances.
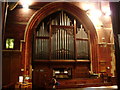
[23,2,98,75]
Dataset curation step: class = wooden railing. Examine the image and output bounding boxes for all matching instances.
[56,77,116,89]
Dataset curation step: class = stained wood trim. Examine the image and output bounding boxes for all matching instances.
[76,38,88,41]
[8,22,28,25]
[2,50,21,52]
[33,30,36,60]
[24,2,98,73]
[98,43,114,45]
[33,59,90,63]
[74,19,77,60]
[76,60,90,62]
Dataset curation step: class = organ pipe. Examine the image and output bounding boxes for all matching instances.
[35,11,89,60]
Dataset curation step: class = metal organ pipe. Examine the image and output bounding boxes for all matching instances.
[35,11,89,60]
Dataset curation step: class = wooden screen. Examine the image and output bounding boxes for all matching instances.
[34,11,90,60]
[76,25,89,59]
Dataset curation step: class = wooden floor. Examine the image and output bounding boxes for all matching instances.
[57,85,118,90]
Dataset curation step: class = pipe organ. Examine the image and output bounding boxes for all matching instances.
[34,11,90,60]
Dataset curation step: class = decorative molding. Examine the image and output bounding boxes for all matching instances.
[98,42,114,47]
[2,50,21,52]
[23,2,98,73]
[96,27,112,31]
[8,22,28,25]
[33,60,90,63]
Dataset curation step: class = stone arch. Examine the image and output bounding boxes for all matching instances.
[24,2,98,74]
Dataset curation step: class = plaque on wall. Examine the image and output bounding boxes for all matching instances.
[99,61,106,72]
[100,66,106,72]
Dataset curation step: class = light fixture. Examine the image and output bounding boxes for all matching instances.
[87,9,102,27]
[102,37,105,41]
[83,3,102,27]
[89,9,102,18]
[107,67,110,70]
[81,3,94,11]
[105,11,111,16]
[20,0,32,9]
[81,2,111,30]
[102,6,111,16]
[21,69,24,71]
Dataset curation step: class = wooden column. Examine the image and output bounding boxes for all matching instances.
[0,2,2,89]
[74,19,77,60]
[49,22,52,60]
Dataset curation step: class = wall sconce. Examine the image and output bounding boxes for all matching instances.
[83,2,111,29]
[99,37,107,47]
[86,8,102,27]
[101,6,111,16]
[106,67,110,70]
[102,37,105,41]
[21,69,24,71]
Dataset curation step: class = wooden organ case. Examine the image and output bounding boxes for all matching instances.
[32,10,91,89]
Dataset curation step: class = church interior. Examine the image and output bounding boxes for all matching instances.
[1,0,120,90]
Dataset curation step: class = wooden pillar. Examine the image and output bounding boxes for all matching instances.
[74,19,77,60]
[0,2,2,89]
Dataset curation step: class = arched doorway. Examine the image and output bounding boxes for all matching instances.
[24,2,98,89]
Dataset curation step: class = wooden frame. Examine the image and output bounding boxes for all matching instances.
[24,2,98,74]
[34,11,90,61]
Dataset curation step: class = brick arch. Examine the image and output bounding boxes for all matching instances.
[24,2,98,74]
